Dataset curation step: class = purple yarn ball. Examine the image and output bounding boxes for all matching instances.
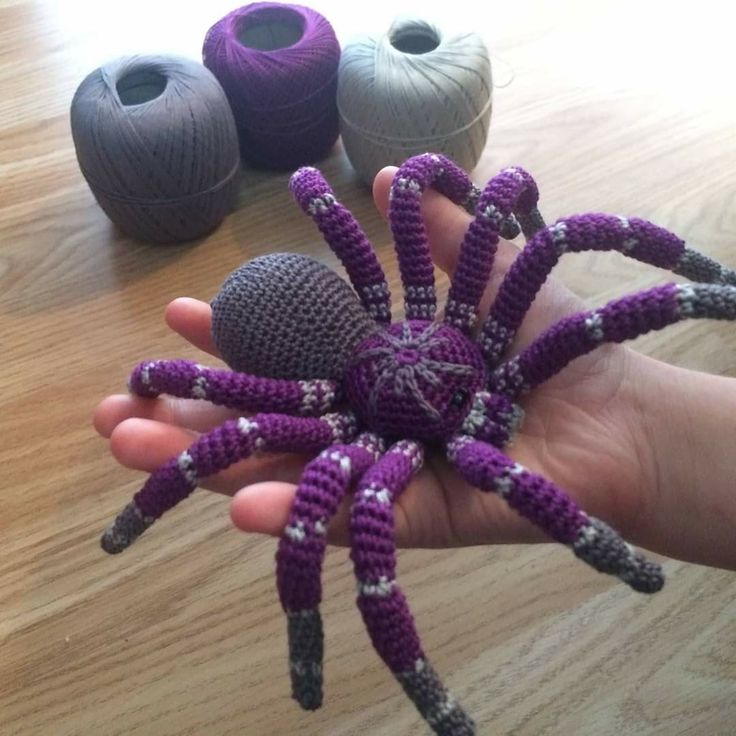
[345,321,488,442]
[202,2,341,170]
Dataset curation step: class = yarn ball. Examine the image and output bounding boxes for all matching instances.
[202,2,341,170]
[345,321,487,441]
[338,17,492,184]
[211,253,376,380]
[70,55,240,244]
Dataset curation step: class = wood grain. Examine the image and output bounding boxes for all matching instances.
[1,1,734,734]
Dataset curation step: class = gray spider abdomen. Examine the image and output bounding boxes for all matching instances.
[211,253,377,380]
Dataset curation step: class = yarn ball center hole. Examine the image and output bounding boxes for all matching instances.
[237,9,305,51]
[390,27,440,54]
[116,69,167,105]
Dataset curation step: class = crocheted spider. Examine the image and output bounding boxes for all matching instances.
[101,153,736,736]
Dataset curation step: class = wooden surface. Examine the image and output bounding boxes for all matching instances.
[2,1,735,734]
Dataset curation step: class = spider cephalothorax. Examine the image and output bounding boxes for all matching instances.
[345,321,487,441]
[101,153,736,736]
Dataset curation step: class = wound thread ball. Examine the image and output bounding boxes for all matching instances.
[202,2,341,169]
[70,55,240,244]
[338,17,492,184]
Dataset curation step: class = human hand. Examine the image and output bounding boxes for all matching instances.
[94,166,733,565]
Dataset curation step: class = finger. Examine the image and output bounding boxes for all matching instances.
[165,297,221,358]
[229,467,446,549]
[372,166,522,278]
[94,394,240,438]
[228,467,545,549]
[230,480,355,547]
[108,417,308,494]
[373,166,469,275]
[373,167,522,324]
[231,482,301,536]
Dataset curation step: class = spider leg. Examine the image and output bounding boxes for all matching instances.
[447,437,664,593]
[490,282,736,400]
[128,359,340,415]
[100,412,358,553]
[276,432,383,710]
[389,153,485,323]
[350,440,475,736]
[289,167,391,324]
[480,213,736,366]
[459,390,525,448]
[445,166,544,334]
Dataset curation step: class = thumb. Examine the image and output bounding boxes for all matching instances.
[371,165,525,318]
[372,166,473,276]
[230,482,297,537]
[229,481,352,546]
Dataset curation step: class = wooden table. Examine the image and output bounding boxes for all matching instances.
[2,1,734,734]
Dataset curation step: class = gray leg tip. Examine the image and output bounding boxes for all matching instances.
[287,609,324,711]
[100,530,126,554]
[397,659,475,736]
[622,560,665,594]
[574,517,665,594]
[100,502,155,554]
[517,207,546,238]
[290,668,323,711]
[500,216,521,240]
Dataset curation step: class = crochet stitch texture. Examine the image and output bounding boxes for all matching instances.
[101,153,736,735]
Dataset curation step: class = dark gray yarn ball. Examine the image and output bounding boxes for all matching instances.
[211,253,377,380]
[70,55,240,244]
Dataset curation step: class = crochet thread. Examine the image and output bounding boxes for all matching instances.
[203,2,341,169]
[101,153,736,734]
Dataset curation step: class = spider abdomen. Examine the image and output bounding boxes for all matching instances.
[211,253,376,380]
[345,320,487,441]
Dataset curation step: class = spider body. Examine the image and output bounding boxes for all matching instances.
[211,252,377,380]
[102,153,736,736]
[345,320,488,442]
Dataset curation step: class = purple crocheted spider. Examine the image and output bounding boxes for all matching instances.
[101,153,736,735]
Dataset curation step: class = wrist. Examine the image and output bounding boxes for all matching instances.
[633,354,736,568]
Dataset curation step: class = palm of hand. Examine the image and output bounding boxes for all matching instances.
[95,168,656,551]
[381,268,653,550]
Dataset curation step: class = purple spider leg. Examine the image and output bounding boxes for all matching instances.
[276,432,384,710]
[459,390,525,449]
[481,213,736,366]
[398,153,485,215]
[389,153,490,323]
[446,437,664,593]
[100,412,358,553]
[129,359,340,415]
[289,167,392,323]
[445,166,543,334]
[490,283,736,401]
[350,440,475,736]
